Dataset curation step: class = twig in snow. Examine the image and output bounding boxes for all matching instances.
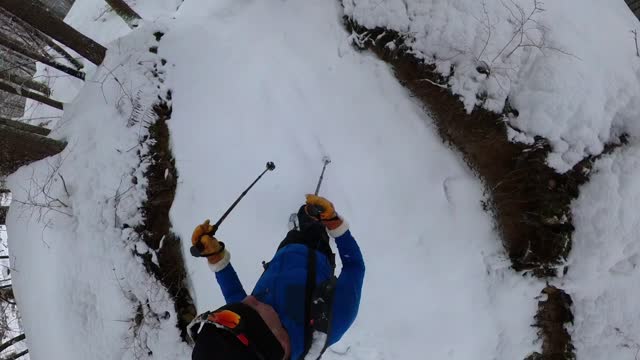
[614,327,640,360]
[473,1,492,62]
[11,157,72,222]
[632,30,639,57]
[415,77,448,89]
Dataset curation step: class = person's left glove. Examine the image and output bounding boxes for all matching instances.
[192,219,230,271]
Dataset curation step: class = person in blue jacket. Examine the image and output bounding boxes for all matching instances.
[188,195,365,360]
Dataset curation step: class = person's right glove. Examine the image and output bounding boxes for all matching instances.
[305,194,349,238]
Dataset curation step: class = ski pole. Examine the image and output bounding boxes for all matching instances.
[190,161,276,257]
[314,156,331,196]
[308,157,331,218]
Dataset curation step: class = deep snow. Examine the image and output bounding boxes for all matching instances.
[8,0,640,359]
[165,0,541,359]
[9,0,544,358]
[6,17,190,360]
[564,144,640,359]
[344,0,640,173]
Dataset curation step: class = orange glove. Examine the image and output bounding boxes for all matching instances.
[305,194,345,233]
[191,220,226,265]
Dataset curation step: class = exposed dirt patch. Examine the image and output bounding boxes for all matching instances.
[342,18,613,277]
[134,100,196,341]
[526,286,575,360]
[341,18,596,359]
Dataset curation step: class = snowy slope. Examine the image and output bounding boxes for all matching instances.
[6,3,190,359]
[344,0,640,173]
[564,144,640,360]
[162,0,543,359]
[5,0,578,359]
[7,0,640,359]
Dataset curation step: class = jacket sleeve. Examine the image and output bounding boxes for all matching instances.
[214,263,248,304]
[328,230,365,344]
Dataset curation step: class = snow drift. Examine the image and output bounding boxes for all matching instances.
[344,0,640,172]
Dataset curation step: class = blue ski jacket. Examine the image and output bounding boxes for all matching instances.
[214,230,365,359]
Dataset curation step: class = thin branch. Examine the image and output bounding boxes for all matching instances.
[415,77,448,89]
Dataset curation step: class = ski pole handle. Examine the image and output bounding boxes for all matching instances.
[307,204,325,218]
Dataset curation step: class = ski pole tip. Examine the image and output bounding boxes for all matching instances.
[266,161,276,171]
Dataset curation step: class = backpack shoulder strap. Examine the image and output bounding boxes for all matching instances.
[300,246,317,359]
[301,247,338,360]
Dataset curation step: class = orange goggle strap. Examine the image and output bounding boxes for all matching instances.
[188,308,267,360]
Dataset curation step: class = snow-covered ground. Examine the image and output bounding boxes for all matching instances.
[564,144,640,359]
[163,1,542,359]
[6,6,189,359]
[7,0,640,359]
[344,0,640,173]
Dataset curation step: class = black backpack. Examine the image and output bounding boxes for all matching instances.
[300,246,337,360]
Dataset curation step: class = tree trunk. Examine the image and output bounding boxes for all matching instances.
[0,34,85,80]
[0,7,84,70]
[0,334,25,353]
[0,72,50,96]
[0,0,106,65]
[3,349,28,360]
[0,206,7,225]
[37,32,84,70]
[104,0,142,29]
[37,0,74,18]
[0,286,14,305]
[0,80,63,110]
[0,117,50,136]
[0,124,66,176]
